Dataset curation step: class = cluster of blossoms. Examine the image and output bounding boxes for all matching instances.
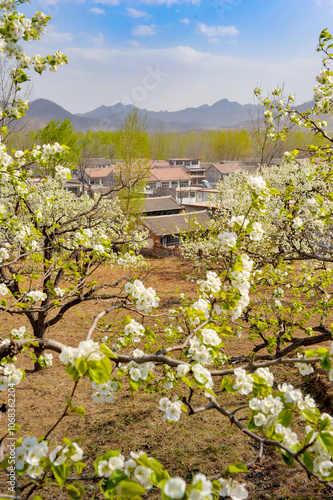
[247,175,269,198]
[233,367,274,396]
[117,252,145,269]
[54,165,71,182]
[26,290,47,303]
[59,339,106,366]
[192,363,214,395]
[217,231,237,251]
[163,473,248,500]
[192,297,211,319]
[305,413,333,477]
[0,363,23,391]
[124,279,159,313]
[97,451,155,490]
[159,397,183,422]
[218,477,248,500]
[123,349,154,382]
[313,68,333,114]
[198,271,221,294]
[91,379,120,403]
[10,326,26,339]
[229,254,253,320]
[38,353,53,367]
[230,215,249,229]
[249,221,264,241]
[295,353,314,376]
[15,437,83,478]
[187,328,222,365]
[124,318,145,342]
[0,246,9,263]
[0,282,9,295]
[97,448,248,500]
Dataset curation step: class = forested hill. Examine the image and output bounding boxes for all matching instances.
[18,98,316,132]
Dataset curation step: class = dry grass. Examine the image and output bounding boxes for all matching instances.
[1,257,333,499]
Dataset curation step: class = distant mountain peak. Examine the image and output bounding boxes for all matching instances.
[19,97,315,133]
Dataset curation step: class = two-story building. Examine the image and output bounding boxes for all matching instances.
[205,162,245,186]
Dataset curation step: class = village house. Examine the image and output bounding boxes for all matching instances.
[143,210,210,256]
[78,167,116,187]
[205,162,245,186]
[175,186,219,212]
[146,167,192,195]
[143,196,183,217]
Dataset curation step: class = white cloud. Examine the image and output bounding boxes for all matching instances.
[89,7,106,14]
[197,23,239,37]
[180,18,190,24]
[208,37,220,44]
[91,33,105,46]
[127,7,149,18]
[132,24,156,36]
[29,44,318,115]
[40,24,74,43]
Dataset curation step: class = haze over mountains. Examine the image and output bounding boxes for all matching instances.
[19,98,315,133]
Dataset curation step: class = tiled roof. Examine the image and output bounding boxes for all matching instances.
[144,211,210,237]
[210,163,245,174]
[151,167,191,181]
[144,196,182,213]
[85,168,114,178]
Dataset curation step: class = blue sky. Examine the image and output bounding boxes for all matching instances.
[21,0,333,113]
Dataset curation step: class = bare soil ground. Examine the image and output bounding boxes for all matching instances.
[1,257,333,499]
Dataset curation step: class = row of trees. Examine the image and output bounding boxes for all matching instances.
[1,2,333,499]
[6,118,326,167]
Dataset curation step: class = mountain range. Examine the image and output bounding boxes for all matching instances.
[18,98,316,133]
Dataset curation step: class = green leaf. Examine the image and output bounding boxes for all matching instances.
[66,484,84,500]
[75,358,88,376]
[123,315,132,326]
[301,409,320,426]
[180,376,193,388]
[0,457,10,469]
[277,410,292,427]
[281,452,294,468]
[75,461,86,474]
[52,462,70,486]
[129,378,142,393]
[220,376,237,394]
[119,480,146,498]
[223,462,248,475]
[16,302,28,309]
[88,358,111,384]
[320,353,331,371]
[100,343,117,359]
[66,364,81,382]
[302,452,314,472]
[145,327,156,340]
[70,406,86,418]
[318,432,333,453]
[320,418,331,432]
[247,416,257,432]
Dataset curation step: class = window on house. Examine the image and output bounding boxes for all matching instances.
[184,161,190,166]
[171,181,178,187]
[162,235,180,247]
[192,161,198,165]
[180,181,188,187]
[190,192,195,198]
[162,182,169,188]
